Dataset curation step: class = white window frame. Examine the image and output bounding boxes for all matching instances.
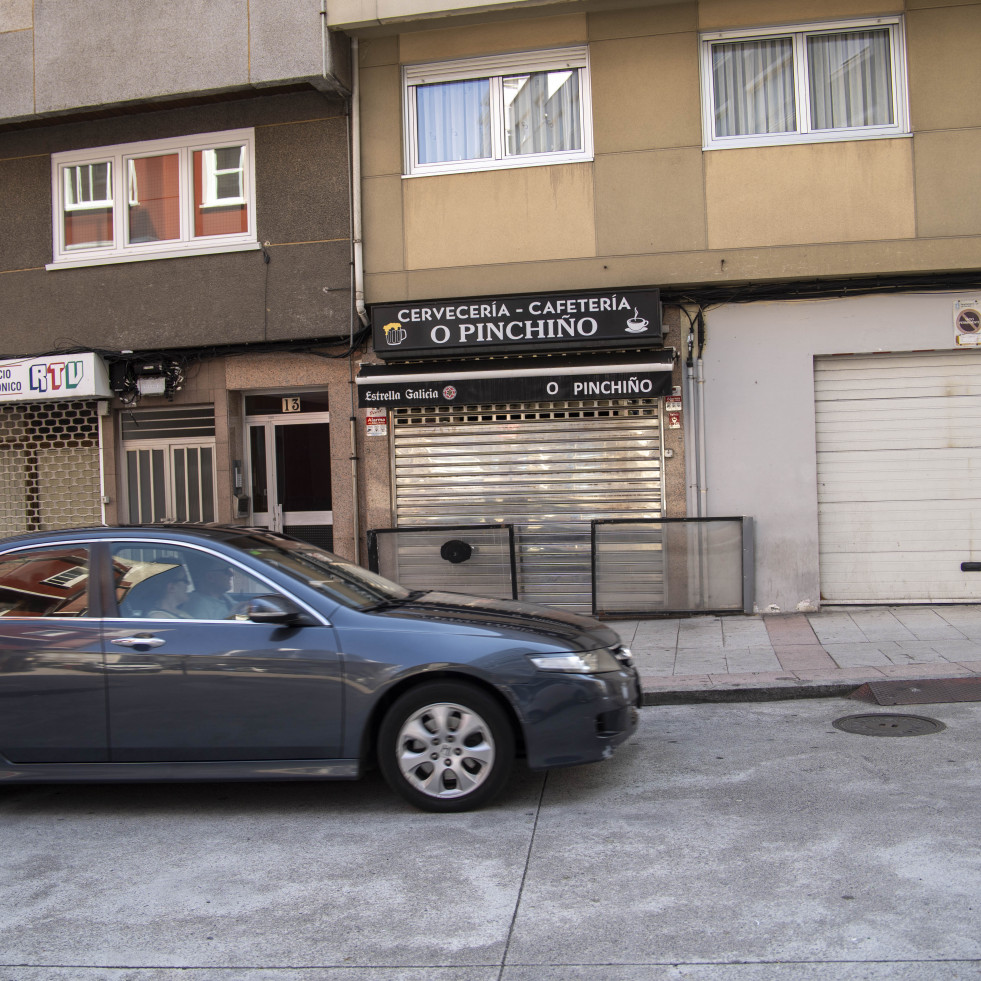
[48,128,259,270]
[699,17,910,151]
[64,162,114,211]
[403,47,593,177]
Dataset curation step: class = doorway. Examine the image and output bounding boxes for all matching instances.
[245,392,333,550]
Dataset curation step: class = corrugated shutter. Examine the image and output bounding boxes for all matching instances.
[815,350,981,603]
[393,401,662,611]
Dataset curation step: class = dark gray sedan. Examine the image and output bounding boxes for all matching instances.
[0,525,640,811]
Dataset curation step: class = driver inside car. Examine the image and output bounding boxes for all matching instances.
[183,563,237,619]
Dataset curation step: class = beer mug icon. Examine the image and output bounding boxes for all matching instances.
[382,322,407,346]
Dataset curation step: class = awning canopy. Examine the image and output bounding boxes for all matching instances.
[356,350,675,408]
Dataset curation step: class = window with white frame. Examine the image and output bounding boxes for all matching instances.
[49,129,258,268]
[700,18,909,150]
[403,47,593,177]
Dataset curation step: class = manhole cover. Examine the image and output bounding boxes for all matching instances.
[832,713,946,737]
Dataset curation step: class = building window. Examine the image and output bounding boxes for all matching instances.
[403,47,593,177]
[49,129,258,268]
[700,18,909,149]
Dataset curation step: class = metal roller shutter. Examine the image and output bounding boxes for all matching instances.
[0,401,103,536]
[815,350,981,603]
[393,401,662,612]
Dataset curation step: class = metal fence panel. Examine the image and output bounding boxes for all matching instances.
[592,517,754,617]
[368,525,517,600]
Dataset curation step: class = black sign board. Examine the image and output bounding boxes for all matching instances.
[370,286,661,360]
[356,352,675,408]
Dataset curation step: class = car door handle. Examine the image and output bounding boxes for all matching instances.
[111,636,166,648]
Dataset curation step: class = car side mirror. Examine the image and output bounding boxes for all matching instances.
[244,594,311,626]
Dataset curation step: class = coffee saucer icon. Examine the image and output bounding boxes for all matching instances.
[625,308,649,333]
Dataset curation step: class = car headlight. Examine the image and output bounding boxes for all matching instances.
[528,648,623,674]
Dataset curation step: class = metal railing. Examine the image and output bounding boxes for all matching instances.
[592,517,754,618]
[367,525,518,600]
[366,517,755,618]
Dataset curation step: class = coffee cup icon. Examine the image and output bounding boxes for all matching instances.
[382,323,407,346]
[625,308,649,333]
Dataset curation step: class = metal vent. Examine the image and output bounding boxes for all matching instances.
[120,406,216,441]
[394,399,660,426]
[0,401,102,536]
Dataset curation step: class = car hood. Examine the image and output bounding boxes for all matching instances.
[371,590,623,651]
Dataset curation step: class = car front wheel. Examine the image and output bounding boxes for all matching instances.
[378,682,515,812]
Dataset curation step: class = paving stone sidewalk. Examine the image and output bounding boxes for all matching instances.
[609,605,981,702]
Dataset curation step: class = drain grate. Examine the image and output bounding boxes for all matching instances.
[832,713,946,737]
[850,677,981,706]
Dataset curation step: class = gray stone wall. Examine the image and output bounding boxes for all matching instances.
[0,90,353,356]
[1,0,351,123]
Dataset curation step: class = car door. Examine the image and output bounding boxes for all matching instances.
[101,540,343,762]
[0,541,108,763]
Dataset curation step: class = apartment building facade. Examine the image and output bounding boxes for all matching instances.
[3,0,980,615]
[328,0,981,612]
[0,0,359,558]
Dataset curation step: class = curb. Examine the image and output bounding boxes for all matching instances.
[641,681,861,706]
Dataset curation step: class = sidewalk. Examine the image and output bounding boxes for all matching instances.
[609,605,981,704]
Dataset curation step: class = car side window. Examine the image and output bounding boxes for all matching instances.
[110,544,270,621]
[0,545,91,618]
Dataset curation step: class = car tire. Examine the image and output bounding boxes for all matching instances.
[378,681,515,812]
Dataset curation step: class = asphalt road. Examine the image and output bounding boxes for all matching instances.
[1,698,979,980]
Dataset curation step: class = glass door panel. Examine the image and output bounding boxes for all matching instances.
[247,411,332,549]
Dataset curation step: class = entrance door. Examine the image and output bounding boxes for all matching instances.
[246,393,333,551]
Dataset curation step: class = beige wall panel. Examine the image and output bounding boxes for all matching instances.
[403,164,595,268]
[362,175,406,272]
[907,5,981,131]
[697,0,901,30]
[907,0,979,8]
[705,139,915,249]
[914,130,981,237]
[364,269,410,302]
[357,34,398,69]
[366,232,981,304]
[594,148,706,255]
[591,31,701,153]
[398,13,586,64]
[588,2,696,41]
[0,0,32,33]
[359,63,402,178]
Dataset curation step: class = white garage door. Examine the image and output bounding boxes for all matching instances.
[815,350,981,603]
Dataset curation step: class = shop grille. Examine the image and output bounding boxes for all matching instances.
[390,399,663,611]
[0,401,102,536]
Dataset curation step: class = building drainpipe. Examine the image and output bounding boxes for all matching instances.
[696,355,708,519]
[351,39,368,332]
[349,35,369,562]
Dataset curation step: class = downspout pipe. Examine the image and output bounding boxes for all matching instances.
[348,34,368,563]
[351,36,369,330]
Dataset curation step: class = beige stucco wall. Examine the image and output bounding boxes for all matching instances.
[353,0,981,303]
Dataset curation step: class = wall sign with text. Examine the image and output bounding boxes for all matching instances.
[370,287,662,360]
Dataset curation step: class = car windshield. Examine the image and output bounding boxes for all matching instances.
[226,532,412,610]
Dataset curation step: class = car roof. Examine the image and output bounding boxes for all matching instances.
[0,524,275,549]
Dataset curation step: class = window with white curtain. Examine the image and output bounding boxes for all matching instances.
[700,18,909,149]
[403,48,592,176]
